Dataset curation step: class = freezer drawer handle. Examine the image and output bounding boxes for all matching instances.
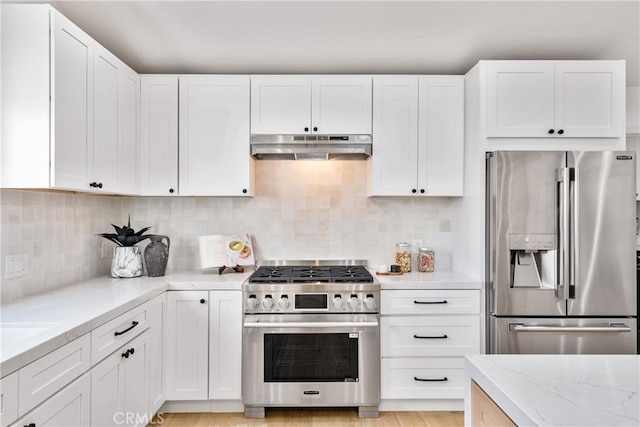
[508,323,631,333]
[413,334,448,339]
[414,376,448,382]
[414,300,448,305]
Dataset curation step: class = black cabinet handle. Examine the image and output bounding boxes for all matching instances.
[242,189,247,194]
[548,129,555,134]
[122,350,130,359]
[304,127,309,132]
[413,334,448,339]
[414,300,448,304]
[200,299,206,304]
[411,189,417,194]
[114,321,139,337]
[24,423,36,427]
[89,182,96,188]
[558,129,564,135]
[169,188,175,194]
[97,182,103,188]
[420,189,425,194]
[129,348,135,355]
[414,376,448,382]
[313,127,318,132]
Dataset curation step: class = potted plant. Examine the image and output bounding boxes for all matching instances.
[98,216,152,278]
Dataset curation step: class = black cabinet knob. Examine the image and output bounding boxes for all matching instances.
[200,299,206,304]
[558,129,564,135]
[25,423,36,427]
[242,189,247,194]
[411,189,417,194]
[548,129,555,134]
[89,182,95,187]
[169,188,175,194]
[304,127,309,132]
[122,351,129,359]
[129,348,135,355]
[97,183,103,189]
[420,189,425,194]
[313,127,318,132]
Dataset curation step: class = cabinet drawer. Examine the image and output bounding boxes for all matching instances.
[381,290,480,315]
[381,357,465,400]
[18,334,90,416]
[12,372,90,427]
[1,371,19,426]
[381,316,480,357]
[91,301,150,365]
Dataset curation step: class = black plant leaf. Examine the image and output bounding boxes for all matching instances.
[98,215,152,247]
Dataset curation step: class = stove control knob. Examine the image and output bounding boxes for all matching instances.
[278,295,291,310]
[332,295,344,310]
[245,296,259,311]
[364,294,376,310]
[262,295,275,310]
[348,294,361,311]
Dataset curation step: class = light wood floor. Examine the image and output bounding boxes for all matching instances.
[154,409,463,427]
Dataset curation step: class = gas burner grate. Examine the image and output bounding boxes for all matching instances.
[249,265,374,283]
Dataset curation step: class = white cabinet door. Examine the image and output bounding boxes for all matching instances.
[208,291,242,400]
[250,76,312,134]
[91,332,149,427]
[0,371,19,426]
[92,45,120,192]
[118,66,140,195]
[554,61,624,138]
[51,10,93,190]
[179,76,253,196]
[369,77,419,196]
[148,294,166,416]
[485,61,555,138]
[13,373,90,427]
[140,75,179,196]
[311,76,372,134]
[418,76,464,196]
[165,291,209,400]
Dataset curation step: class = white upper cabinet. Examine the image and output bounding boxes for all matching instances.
[51,10,94,191]
[179,76,253,196]
[139,75,179,196]
[1,4,139,193]
[486,60,625,138]
[251,76,372,135]
[368,76,464,197]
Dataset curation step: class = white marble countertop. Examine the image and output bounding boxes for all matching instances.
[465,354,640,426]
[375,270,482,290]
[0,269,252,376]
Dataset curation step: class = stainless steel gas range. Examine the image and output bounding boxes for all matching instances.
[242,260,380,418]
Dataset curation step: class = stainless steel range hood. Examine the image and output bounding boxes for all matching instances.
[250,134,372,160]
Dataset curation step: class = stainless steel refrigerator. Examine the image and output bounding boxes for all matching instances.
[486,151,637,354]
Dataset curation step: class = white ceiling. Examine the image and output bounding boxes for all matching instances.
[44,0,640,85]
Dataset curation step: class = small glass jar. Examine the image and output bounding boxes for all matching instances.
[395,242,412,272]
[418,248,435,272]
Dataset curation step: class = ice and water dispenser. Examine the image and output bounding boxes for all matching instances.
[509,233,556,289]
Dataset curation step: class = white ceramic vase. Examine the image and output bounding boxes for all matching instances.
[111,246,143,278]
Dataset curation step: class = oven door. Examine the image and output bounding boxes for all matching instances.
[242,313,380,408]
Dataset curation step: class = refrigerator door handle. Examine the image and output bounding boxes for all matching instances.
[569,167,578,301]
[508,322,632,333]
[558,167,571,301]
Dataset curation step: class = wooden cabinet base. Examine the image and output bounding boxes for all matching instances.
[471,381,516,427]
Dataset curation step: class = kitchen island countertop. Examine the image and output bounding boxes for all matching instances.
[465,354,640,426]
[0,269,253,376]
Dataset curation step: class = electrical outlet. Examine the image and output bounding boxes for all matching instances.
[5,253,28,279]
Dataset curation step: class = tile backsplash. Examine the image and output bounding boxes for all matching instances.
[1,161,453,302]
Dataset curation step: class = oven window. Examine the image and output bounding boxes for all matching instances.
[264,333,358,382]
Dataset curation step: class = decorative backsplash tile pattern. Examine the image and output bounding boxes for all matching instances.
[1,161,453,302]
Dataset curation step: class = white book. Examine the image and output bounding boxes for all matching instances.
[198,234,255,269]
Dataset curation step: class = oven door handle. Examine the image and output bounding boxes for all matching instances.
[243,321,379,329]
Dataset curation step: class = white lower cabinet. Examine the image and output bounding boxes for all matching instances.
[165,290,243,403]
[91,331,150,427]
[0,372,19,426]
[208,291,242,400]
[165,291,210,400]
[148,294,166,416]
[11,373,91,427]
[380,288,481,403]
